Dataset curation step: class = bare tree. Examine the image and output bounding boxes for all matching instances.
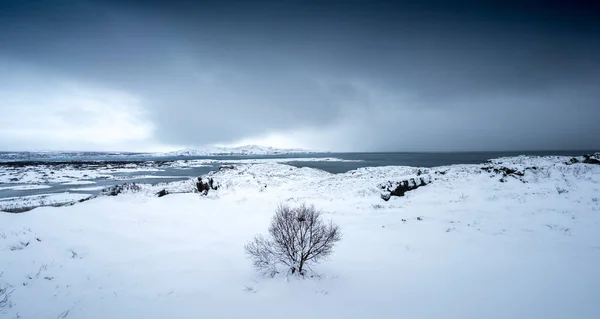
[245,204,342,277]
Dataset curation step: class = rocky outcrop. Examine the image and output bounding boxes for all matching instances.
[379,176,431,201]
[196,177,218,195]
[102,183,142,196]
[156,189,168,197]
[567,153,600,165]
[480,166,538,182]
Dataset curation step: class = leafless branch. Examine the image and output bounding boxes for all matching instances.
[0,283,13,309]
[245,204,341,276]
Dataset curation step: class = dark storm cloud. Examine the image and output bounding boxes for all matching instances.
[1,0,599,151]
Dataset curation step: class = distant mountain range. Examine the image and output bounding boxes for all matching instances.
[0,145,319,161]
[158,145,317,156]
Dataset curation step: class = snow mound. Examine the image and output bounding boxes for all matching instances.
[1,154,599,318]
[0,163,163,184]
[118,154,600,206]
[0,184,52,191]
[0,192,92,213]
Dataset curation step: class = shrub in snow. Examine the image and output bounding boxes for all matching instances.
[245,204,342,277]
[0,278,13,309]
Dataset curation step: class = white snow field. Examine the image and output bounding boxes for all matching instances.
[1,155,600,319]
[60,181,97,186]
[0,185,52,191]
[0,193,93,213]
[0,157,357,185]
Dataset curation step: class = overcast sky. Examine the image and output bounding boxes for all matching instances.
[1,0,599,152]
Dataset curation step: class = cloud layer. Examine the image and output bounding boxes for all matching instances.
[1,0,599,151]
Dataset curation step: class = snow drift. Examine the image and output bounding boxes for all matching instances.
[1,154,599,318]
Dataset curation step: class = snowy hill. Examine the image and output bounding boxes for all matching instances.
[159,145,317,156]
[1,154,600,318]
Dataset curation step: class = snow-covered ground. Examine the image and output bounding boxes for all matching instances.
[68,186,106,192]
[0,185,52,191]
[0,193,92,213]
[0,157,357,185]
[1,155,600,318]
[60,181,97,186]
[0,164,158,185]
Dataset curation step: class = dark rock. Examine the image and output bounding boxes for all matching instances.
[78,196,95,203]
[417,217,423,221]
[583,153,600,165]
[102,183,141,196]
[157,189,168,197]
[379,176,431,200]
[566,153,600,165]
[208,177,219,190]
[481,166,531,182]
[391,180,411,197]
[219,165,236,171]
[390,179,418,197]
[104,186,122,196]
[196,177,210,195]
[196,176,220,195]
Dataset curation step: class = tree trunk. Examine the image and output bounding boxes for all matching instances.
[298,259,305,275]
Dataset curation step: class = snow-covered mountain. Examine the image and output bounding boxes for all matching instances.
[159,145,317,156]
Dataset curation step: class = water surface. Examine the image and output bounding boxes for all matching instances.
[1,150,595,199]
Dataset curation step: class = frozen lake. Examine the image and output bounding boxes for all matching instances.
[0,150,595,201]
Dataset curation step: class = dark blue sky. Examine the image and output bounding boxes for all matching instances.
[1,0,599,151]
